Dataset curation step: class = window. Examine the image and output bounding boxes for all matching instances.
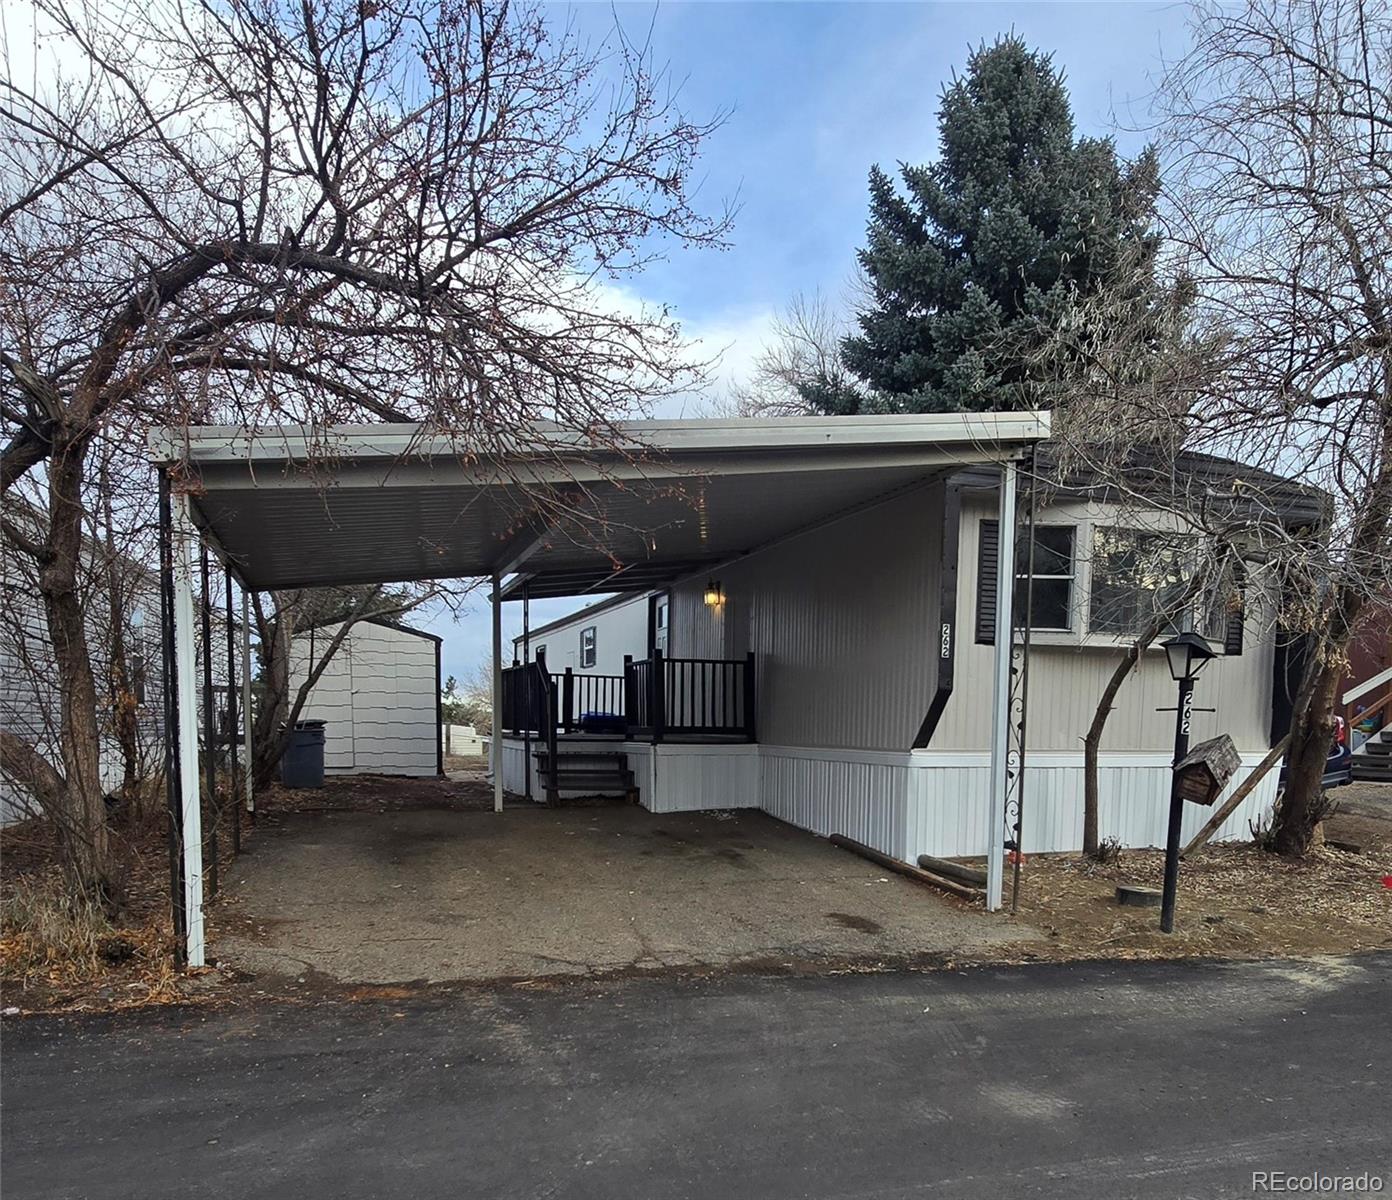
[976,520,1076,640]
[579,626,597,668]
[1088,528,1196,636]
[1015,525,1075,631]
[534,643,546,662]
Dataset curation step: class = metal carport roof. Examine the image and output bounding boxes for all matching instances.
[148,410,1050,969]
[150,412,1050,598]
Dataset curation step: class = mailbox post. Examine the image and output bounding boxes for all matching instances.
[1159,633,1218,933]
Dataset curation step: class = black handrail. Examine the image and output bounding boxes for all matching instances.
[505,653,756,742]
[623,650,755,741]
[560,668,626,732]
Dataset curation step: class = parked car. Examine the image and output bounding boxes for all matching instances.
[1278,714,1353,790]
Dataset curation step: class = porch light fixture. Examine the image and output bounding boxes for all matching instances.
[703,580,724,608]
[1162,631,1216,683]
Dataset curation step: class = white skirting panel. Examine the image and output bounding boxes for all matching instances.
[634,743,759,814]
[760,746,913,859]
[761,746,1280,863]
[500,739,1280,862]
[907,752,1280,858]
[500,738,534,796]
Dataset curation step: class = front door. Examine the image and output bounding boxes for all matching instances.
[649,592,670,656]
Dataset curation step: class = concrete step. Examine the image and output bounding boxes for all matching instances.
[1361,739,1392,756]
[1351,760,1392,781]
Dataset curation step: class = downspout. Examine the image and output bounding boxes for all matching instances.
[914,479,962,748]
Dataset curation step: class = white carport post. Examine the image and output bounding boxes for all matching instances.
[491,573,504,813]
[171,493,206,965]
[986,458,1018,912]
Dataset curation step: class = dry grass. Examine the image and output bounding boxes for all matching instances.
[0,868,184,1010]
[998,839,1392,963]
[1,873,110,979]
[0,796,218,1013]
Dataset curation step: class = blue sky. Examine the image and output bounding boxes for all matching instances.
[425,1,1196,687]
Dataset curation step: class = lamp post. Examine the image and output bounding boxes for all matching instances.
[1159,632,1217,933]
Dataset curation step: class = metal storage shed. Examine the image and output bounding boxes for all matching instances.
[288,618,443,779]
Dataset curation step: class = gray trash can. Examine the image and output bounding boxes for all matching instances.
[280,719,327,788]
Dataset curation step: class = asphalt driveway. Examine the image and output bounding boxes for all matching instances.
[213,805,1029,983]
[3,954,1387,1199]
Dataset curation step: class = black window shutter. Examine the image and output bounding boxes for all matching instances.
[976,519,999,645]
[1223,562,1246,656]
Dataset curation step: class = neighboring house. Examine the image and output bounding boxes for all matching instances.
[287,618,442,778]
[0,517,164,824]
[499,452,1317,861]
[511,592,656,674]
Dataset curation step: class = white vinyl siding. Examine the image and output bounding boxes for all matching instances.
[512,593,650,675]
[939,495,1275,754]
[2,562,165,824]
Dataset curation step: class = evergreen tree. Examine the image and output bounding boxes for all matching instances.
[820,35,1161,414]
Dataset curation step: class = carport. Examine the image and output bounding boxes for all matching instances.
[151,412,1048,966]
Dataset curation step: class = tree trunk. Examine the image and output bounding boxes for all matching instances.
[250,596,292,789]
[1270,655,1341,855]
[1272,404,1391,855]
[100,461,141,809]
[39,430,111,898]
[1081,579,1204,857]
[1082,638,1151,856]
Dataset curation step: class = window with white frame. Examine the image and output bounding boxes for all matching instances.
[1088,527,1216,637]
[579,626,596,668]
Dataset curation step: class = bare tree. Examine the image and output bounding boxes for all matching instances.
[1149,0,1392,853]
[1027,0,1392,857]
[1,0,729,896]
[716,292,858,417]
[0,449,163,886]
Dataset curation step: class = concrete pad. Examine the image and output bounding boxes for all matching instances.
[215,806,1031,983]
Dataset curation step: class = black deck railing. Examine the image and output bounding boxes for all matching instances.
[500,652,558,782]
[624,649,756,742]
[503,650,756,743]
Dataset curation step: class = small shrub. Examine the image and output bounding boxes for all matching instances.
[1088,837,1122,865]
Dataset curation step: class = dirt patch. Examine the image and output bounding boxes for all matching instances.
[825,912,885,935]
[992,840,1392,964]
[257,771,496,816]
